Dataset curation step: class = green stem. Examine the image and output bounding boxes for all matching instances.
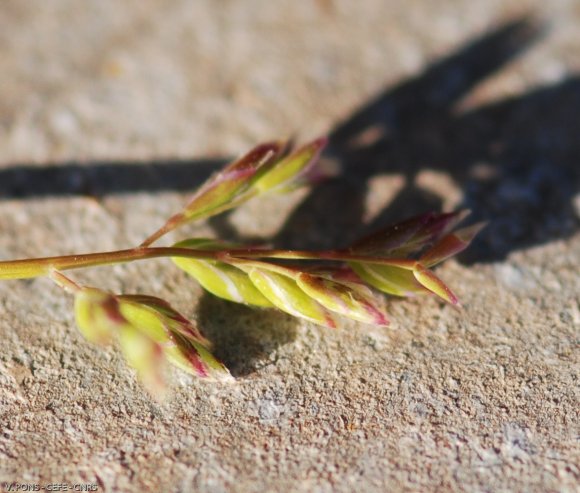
[0,246,417,281]
[222,248,418,269]
[139,212,185,248]
[0,248,210,280]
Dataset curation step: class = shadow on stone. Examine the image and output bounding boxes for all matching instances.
[265,16,579,263]
[195,292,299,377]
[0,157,226,199]
[2,16,578,265]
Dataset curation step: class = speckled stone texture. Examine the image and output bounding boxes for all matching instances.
[0,1,579,492]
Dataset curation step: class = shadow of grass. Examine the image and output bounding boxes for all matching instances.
[2,16,579,374]
[195,292,299,377]
[262,17,579,263]
[3,17,577,266]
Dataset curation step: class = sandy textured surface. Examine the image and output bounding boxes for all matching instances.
[0,1,579,492]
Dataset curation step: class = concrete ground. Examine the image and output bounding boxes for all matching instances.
[0,1,578,492]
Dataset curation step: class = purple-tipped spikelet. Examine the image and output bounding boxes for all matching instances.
[0,137,484,398]
[74,286,231,398]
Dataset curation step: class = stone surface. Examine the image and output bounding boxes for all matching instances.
[0,1,578,492]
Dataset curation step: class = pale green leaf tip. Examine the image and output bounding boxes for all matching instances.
[349,262,427,298]
[74,287,120,345]
[252,136,328,193]
[412,266,459,305]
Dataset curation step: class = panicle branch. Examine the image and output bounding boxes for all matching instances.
[0,137,484,398]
